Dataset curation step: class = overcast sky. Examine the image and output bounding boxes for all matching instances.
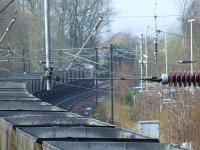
[109,0,180,36]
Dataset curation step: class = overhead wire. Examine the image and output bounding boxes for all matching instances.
[110,15,183,19]
[57,48,96,51]
[1,48,148,79]
[62,51,103,66]
[0,59,45,65]
[11,50,46,63]
[115,48,136,54]
[0,53,13,59]
[61,37,157,64]
[67,50,137,60]
[0,41,155,80]
[61,45,157,78]
[60,54,138,78]
[158,30,188,39]
[93,70,136,78]
[0,10,17,44]
[0,67,20,75]
[0,0,15,14]
[66,18,103,71]
[57,51,97,58]
[53,80,139,96]
[158,30,200,41]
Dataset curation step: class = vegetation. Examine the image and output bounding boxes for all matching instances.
[93,2,200,146]
[2,0,200,149]
[0,0,112,75]
[109,32,138,51]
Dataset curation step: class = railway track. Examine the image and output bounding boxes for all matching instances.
[56,91,95,109]
[54,81,109,113]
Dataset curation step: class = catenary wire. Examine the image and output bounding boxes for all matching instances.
[0,0,15,14]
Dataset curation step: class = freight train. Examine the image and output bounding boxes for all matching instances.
[0,66,187,150]
[20,63,95,95]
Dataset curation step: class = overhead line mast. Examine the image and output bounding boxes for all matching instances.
[154,0,158,64]
[44,0,52,90]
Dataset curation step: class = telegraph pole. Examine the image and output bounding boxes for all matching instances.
[164,25,168,74]
[110,44,114,124]
[144,26,149,90]
[188,19,195,94]
[44,0,52,90]
[144,25,149,78]
[140,34,144,92]
[188,19,195,75]
[22,49,26,74]
[59,50,62,71]
[154,0,158,64]
[95,47,98,105]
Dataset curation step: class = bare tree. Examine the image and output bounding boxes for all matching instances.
[0,0,112,74]
[52,0,112,48]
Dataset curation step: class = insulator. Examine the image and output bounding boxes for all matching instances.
[161,74,168,84]
[182,74,187,87]
[192,73,196,87]
[161,73,200,87]
[197,73,200,86]
[177,74,181,87]
[154,38,158,63]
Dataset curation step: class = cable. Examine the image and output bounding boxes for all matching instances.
[115,48,136,54]
[62,51,103,66]
[60,66,138,79]
[60,53,141,78]
[94,70,136,78]
[91,52,136,60]
[0,67,19,75]
[57,48,95,51]
[12,51,42,63]
[9,52,144,79]
[56,51,96,58]
[6,47,141,79]
[63,52,139,76]
[66,18,103,71]
[0,53,13,59]
[0,0,15,14]
[0,10,17,43]
[54,80,135,96]
[158,30,200,41]
[0,60,43,65]
[110,15,182,19]
[78,45,157,61]
[113,54,136,60]
[58,45,149,63]
[158,30,187,38]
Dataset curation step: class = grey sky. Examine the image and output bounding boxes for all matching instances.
[110,0,180,36]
